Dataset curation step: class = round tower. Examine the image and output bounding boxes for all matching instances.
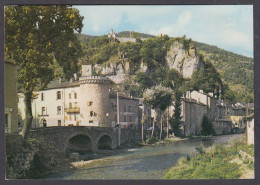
[79,65,111,127]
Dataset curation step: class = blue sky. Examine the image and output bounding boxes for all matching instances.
[74,5,253,57]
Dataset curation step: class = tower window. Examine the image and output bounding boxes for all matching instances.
[90,111,94,117]
[57,106,61,115]
[58,120,61,126]
[57,91,61,100]
[88,101,93,106]
[69,93,71,99]
[42,107,46,115]
[74,93,77,99]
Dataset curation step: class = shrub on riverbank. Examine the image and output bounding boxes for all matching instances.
[164,141,254,179]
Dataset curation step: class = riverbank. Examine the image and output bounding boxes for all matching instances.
[44,134,245,179]
[164,139,254,179]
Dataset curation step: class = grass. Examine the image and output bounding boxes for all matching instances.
[164,141,254,179]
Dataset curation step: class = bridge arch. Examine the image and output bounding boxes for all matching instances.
[97,134,112,150]
[66,134,92,155]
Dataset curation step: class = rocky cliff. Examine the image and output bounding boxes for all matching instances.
[166,41,204,78]
[93,41,204,83]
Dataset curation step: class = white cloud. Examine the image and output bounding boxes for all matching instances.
[74,5,253,57]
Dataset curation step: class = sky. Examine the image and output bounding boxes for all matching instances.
[74,5,253,58]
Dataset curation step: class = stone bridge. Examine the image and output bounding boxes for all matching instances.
[29,126,140,156]
[29,126,119,156]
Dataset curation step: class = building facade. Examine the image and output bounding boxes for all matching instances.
[5,61,18,133]
[180,90,248,136]
[18,65,139,129]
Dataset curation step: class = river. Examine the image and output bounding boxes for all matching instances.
[46,134,243,180]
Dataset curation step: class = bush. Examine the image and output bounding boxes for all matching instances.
[164,143,243,179]
[201,115,216,136]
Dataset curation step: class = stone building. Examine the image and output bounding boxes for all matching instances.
[18,65,139,129]
[108,29,145,43]
[181,90,233,136]
[5,61,18,133]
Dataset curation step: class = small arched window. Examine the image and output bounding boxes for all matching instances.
[57,91,61,100]
[57,106,61,115]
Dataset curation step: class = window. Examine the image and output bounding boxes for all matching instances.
[41,93,44,101]
[57,106,61,115]
[124,115,127,122]
[74,93,77,99]
[89,120,93,123]
[58,120,61,126]
[74,114,77,121]
[129,116,132,122]
[41,119,47,127]
[69,93,71,99]
[57,91,61,99]
[69,114,72,121]
[69,103,72,108]
[90,111,94,117]
[42,107,46,115]
[128,106,132,112]
[124,106,127,112]
[88,101,93,106]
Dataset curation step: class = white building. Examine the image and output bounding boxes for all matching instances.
[18,65,139,129]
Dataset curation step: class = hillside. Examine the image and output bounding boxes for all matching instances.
[72,32,254,103]
[194,42,253,102]
[117,31,156,38]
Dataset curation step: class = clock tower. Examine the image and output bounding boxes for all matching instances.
[82,65,93,76]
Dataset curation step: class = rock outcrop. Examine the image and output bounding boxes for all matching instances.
[93,41,204,83]
[166,41,204,78]
[94,61,131,84]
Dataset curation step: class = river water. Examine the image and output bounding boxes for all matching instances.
[46,134,243,180]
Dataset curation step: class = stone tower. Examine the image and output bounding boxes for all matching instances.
[79,65,111,127]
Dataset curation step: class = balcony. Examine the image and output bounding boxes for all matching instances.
[65,107,80,113]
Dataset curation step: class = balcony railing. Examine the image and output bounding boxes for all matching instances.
[65,107,80,113]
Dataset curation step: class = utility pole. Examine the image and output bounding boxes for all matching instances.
[117,91,121,147]
[167,106,169,139]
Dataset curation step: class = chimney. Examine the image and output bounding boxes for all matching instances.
[82,65,93,76]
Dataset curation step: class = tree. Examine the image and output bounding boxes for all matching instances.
[143,85,173,140]
[5,6,84,140]
[119,42,141,73]
[201,115,215,136]
[164,69,185,137]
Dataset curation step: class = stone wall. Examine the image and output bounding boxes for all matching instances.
[246,118,254,145]
[6,133,39,179]
[213,120,232,135]
[120,128,141,146]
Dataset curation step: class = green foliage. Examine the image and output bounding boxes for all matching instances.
[194,42,253,103]
[201,115,216,136]
[119,42,141,73]
[117,31,156,38]
[134,72,154,93]
[140,36,169,69]
[189,61,222,98]
[143,85,173,111]
[5,6,84,139]
[164,143,243,179]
